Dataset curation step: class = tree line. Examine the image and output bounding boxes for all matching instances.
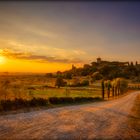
[46,60,140,82]
[101,78,128,99]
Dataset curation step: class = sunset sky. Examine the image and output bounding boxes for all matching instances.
[0,2,140,73]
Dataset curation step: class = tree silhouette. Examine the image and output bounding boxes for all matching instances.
[55,76,65,88]
[101,80,105,99]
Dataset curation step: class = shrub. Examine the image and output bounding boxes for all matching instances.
[29,98,48,106]
[0,98,48,112]
[55,76,67,88]
[14,98,28,108]
[120,78,128,93]
[0,97,102,112]
[70,79,89,87]
[49,97,74,104]
[74,97,98,102]
[91,71,103,81]
[49,97,60,104]
[48,97,102,104]
[64,73,72,79]
[74,97,87,102]
[0,100,13,111]
[81,80,89,86]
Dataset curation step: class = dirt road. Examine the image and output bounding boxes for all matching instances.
[0,91,139,140]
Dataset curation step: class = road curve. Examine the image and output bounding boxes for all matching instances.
[0,91,140,140]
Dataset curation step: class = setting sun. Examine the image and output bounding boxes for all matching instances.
[0,2,139,140]
[0,56,6,64]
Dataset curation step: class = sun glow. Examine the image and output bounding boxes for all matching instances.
[0,56,6,64]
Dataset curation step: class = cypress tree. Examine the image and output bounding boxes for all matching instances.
[101,80,105,99]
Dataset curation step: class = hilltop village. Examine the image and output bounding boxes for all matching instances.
[46,58,140,83]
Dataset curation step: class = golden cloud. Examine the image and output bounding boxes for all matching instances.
[0,49,83,63]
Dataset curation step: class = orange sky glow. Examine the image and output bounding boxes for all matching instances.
[0,52,83,73]
[0,2,140,73]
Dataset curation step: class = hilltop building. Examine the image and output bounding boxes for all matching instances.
[95,57,130,66]
[97,57,101,63]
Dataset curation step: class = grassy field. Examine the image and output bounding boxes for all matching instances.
[0,74,139,101]
[0,74,102,100]
[31,87,102,99]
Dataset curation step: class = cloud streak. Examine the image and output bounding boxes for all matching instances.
[0,49,83,63]
[0,39,89,63]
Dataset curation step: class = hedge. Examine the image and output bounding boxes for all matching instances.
[0,97,102,112]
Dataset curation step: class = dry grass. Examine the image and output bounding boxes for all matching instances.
[0,75,102,101]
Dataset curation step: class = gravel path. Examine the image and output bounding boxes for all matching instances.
[0,91,140,140]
